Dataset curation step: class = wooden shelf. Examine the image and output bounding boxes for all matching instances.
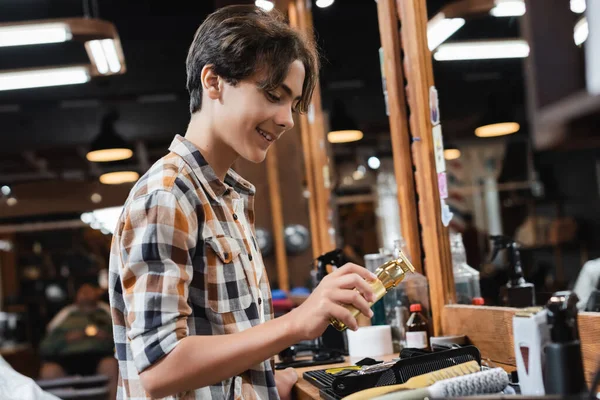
[538,90,600,128]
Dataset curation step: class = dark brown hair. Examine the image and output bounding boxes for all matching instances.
[186,5,319,114]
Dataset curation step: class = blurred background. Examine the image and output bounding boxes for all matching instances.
[0,0,598,393]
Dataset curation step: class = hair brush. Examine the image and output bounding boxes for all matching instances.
[371,368,509,400]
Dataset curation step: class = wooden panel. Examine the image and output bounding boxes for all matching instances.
[442,305,600,385]
[376,0,422,273]
[265,148,290,291]
[0,233,18,302]
[440,0,495,18]
[442,305,517,365]
[289,0,336,256]
[396,0,455,335]
[276,120,315,287]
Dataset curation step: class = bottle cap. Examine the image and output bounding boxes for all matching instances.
[410,303,422,312]
[472,297,485,305]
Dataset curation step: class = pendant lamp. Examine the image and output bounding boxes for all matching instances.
[87,111,133,162]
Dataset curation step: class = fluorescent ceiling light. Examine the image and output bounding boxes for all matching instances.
[433,40,530,61]
[87,39,122,74]
[327,130,363,143]
[570,0,586,13]
[0,66,89,91]
[0,23,72,47]
[475,122,520,137]
[255,0,274,11]
[490,0,526,17]
[574,17,588,46]
[427,13,465,51]
[316,0,334,7]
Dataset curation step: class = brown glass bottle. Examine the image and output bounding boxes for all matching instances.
[405,303,430,350]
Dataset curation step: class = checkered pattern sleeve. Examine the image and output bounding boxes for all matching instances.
[119,189,197,373]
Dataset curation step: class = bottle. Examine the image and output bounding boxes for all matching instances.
[450,232,481,304]
[405,303,429,350]
[544,291,587,395]
[490,235,535,307]
[330,250,415,331]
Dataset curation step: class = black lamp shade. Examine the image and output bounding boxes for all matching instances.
[327,100,363,143]
[87,112,133,162]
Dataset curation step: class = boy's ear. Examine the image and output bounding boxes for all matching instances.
[201,65,222,100]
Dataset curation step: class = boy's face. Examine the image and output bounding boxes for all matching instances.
[214,60,305,163]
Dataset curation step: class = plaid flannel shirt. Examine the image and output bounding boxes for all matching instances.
[109,135,277,400]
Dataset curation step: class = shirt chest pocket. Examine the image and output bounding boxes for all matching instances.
[204,235,253,314]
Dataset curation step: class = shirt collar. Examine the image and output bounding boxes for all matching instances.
[168,134,255,202]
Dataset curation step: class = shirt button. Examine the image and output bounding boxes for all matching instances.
[258,297,262,305]
[248,254,253,261]
[233,213,238,221]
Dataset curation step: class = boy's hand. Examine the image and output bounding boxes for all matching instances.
[288,263,377,340]
[275,368,298,400]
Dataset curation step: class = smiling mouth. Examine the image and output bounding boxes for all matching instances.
[257,128,275,142]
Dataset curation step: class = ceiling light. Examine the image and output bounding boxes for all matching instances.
[475,122,520,137]
[87,148,133,162]
[255,0,274,11]
[571,0,586,13]
[328,100,364,143]
[87,112,133,162]
[1,185,10,196]
[6,197,17,206]
[86,39,122,74]
[444,148,461,160]
[316,0,334,7]
[91,193,103,203]
[0,66,89,91]
[328,130,363,143]
[368,156,381,169]
[490,0,526,17]
[0,22,72,47]
[574,17,588,46]
[427,14,465,51]
[434,40,530,61]
[99,171,139,185]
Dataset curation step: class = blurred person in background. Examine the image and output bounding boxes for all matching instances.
[39,283,117,399]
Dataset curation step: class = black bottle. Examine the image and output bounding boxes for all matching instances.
[543,291,588,395]
[490,235,535,308]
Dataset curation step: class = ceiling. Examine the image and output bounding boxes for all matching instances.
[0,0,528,187]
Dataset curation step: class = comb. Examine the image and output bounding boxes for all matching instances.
[342,360,480,400]
[331,345,481,396]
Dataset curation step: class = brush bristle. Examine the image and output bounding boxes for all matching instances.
[429,368,509,397]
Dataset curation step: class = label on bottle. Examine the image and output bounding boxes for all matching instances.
[406,331,428,349]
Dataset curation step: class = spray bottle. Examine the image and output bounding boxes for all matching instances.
[490,235,535,308]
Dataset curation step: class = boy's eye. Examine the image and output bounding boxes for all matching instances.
[266,91,281,102]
